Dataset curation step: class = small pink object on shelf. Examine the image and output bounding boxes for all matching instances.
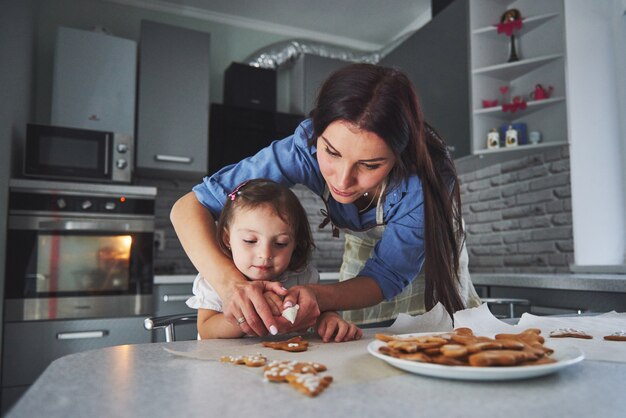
[482,99,499,108]
[530,84,554,101]
[502,96,527,113]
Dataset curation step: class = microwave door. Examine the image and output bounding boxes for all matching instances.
[103,133,110,176]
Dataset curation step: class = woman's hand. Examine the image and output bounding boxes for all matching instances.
[316,311,362,343]
[222,281,288,336]
[280,285,321,333]
[263,289,284,317]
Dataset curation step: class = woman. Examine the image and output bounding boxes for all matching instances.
[171,63,481,337]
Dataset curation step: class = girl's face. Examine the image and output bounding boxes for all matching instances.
[223,203,296,281]
[316,120,396,204]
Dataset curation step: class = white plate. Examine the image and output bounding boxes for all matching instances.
[368,333,585,381]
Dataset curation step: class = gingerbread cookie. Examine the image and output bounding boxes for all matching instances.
[603,331,626,341]
[285,373,333,397]
[263,360,327,382]
[219,354,267,367]
[469,349,536,367]
[549,328,593,339]
[262,336,309,352]
[495,328,544,344]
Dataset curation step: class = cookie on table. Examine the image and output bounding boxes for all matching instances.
[549,328,593,339]
[220,354,267,367]
[262,335,309,352]
[603,331,626,342]
[285,373,333,397]
[263,360,327,382]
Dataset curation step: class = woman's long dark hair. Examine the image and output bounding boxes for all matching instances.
[309,63,465,315]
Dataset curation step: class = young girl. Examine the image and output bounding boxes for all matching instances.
[185,179,362,342]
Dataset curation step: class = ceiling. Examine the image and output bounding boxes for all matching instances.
[108,0,432,50]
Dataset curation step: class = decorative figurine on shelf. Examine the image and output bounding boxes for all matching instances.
[482,99,499,108]
[529,131,542,145]
[499,123,527,145]
[499,85,510,104]
[505,125,518,147]
[529,84,554,101]
[497,9,523,63]
[502,96,527,113]
[487,128,500,149]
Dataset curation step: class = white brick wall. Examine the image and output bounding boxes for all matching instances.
[139,178,344,275]
[143,145,573,275]
[460,146,574,273]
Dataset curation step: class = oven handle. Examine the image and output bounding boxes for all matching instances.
[38,220,136,232]
[155,154,193,164]
[8,215,153,232]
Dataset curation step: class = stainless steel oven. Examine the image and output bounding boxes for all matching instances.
[5,179,156,321]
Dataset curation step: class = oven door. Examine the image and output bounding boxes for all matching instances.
[5,214,153,320]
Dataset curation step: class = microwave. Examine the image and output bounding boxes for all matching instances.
[24,123,133,183]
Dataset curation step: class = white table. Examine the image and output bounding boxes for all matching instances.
[7,328,626,418]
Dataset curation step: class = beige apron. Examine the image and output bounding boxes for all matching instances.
[321,185,481,326]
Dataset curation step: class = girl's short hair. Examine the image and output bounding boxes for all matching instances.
[216,179,315,272]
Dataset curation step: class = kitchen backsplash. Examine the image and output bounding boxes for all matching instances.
[138,144,573,276]
[459,145,573,273]
[134,176,345,275]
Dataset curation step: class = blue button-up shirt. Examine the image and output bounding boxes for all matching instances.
[193,119,425,300]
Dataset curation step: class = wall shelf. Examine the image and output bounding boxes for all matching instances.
[473,140,568,155]
[469,0,567,155]
[474,96,565,117]
[472,54,564,81]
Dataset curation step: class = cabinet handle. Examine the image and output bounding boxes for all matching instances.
[154,154,193,164]
[163,294,193,302]
[56,330,109,340]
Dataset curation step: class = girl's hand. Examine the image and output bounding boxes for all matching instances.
[316,311,362,343]
[280,285,321,333]
[223,280,288,336]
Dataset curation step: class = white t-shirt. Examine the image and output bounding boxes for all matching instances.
[186,264,320,312]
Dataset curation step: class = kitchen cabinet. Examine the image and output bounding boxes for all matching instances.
[136,20,210,177]
[51,27,137,136]
[208,103,304,175]
[477,285,626,316]
[380,0,471,159]
[469,0,567,154]
[472,272,626,317]
[152,283,197,342]
[1,317,149,414]
[290,53,349,115]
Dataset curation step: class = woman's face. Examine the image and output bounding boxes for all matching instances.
[223,204,296,281]
[316,120,396,204]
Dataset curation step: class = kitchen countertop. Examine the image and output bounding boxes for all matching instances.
[155,272,626,293]
[154,272,342,285]
[471,273,626,293]
[7,327,625,418]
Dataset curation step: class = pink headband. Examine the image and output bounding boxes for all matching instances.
[227,180,250,201]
